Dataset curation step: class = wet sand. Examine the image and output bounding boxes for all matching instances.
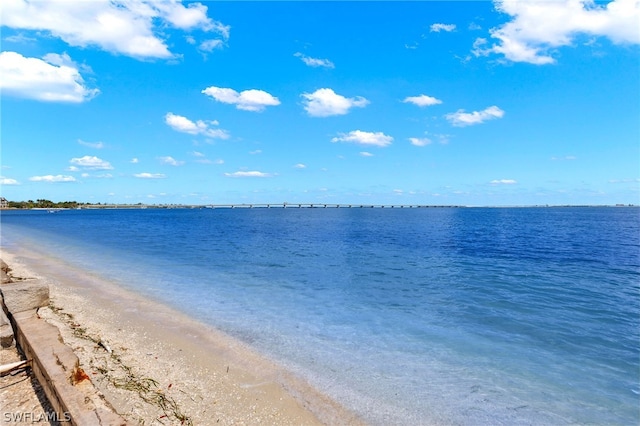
[1,247,363,425]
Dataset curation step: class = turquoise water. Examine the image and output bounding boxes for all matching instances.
[1,207,638,425]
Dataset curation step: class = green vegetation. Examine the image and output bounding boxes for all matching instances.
[3,200,170,209]
[6,199,83,209]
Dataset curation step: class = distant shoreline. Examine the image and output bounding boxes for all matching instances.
[1,203,637,210]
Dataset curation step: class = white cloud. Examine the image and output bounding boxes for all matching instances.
[608,178,640,183]
[202,86,280,112]
[29,175,76,182]
[70,155,113,170]
[158,156,185,166]
[42,52,80,68]
[434,133,452,144]
[2,0,229,60]
[294,52,335,68]
[191,151,205,157]
[411,132,451,146]
[474,0,640,65]
[431,23,456,32]
[490,179,517,185]
[331,130,393,147]
[224,171,273,178]
[78,139,104,149]
[0,51,98,103]
[409,137,433,147]
[80,172,111,179]
[0,177,19,185]
[3,33,37,43]
[403,94,443,107]
[165,112,229,139]
[293,163,306,169]
[551,155,577,160]
[302,88,369,117]
[249,150,262,155]
[134,172,166,179]
[359,152,374,157]
[199,39,224,52]
[131,158,139,164]
[154,1,228,35]
[446,105,505,126]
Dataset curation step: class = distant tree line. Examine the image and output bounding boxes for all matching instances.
[6,199,83,209]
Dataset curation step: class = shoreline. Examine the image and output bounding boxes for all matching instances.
[1,246,363,425]
[1,204,637,212]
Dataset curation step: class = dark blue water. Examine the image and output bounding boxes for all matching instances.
[2,207,639,425]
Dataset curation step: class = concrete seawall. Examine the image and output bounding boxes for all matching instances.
[1,259,128,425]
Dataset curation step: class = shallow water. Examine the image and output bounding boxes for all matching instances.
[2,207,639,425]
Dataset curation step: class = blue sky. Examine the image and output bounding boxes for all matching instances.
[1,0,638,206]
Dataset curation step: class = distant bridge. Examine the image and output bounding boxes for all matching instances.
[76,203,465,210]
[201,203,464,209]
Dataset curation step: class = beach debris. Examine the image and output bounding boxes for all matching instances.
[112,374,192,425]
[71,366,91,384]
[0,359,31,375]
[46,300,193,425]
[98,339,112,354]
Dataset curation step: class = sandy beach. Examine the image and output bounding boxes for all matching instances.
[1,247,363,425]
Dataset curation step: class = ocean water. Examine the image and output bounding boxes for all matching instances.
[1,207,638,425]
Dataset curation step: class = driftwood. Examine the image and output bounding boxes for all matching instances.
[0,360,31,375]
